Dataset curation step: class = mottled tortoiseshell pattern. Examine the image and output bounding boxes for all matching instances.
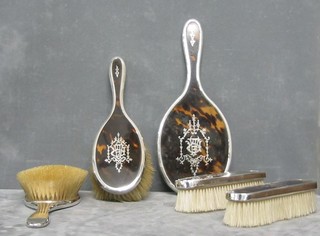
[160,85,230,186]
[95,113,143,189]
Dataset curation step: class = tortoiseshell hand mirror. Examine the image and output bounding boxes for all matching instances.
[92,57,145,194]
[158,19,232,192]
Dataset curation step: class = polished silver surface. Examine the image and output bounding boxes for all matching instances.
[175,170,266,190]
[25,198,81,211]
[26,215,49,228]
[227,180,317,202]
[24,196,81,228]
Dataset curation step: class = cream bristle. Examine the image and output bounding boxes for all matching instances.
[175,180,264,213]
[17,165,88,202]
[223,190,317,227]
[92,148,154,202]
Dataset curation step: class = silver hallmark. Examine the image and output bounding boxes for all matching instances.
[177,114,212,175]
[105,132,132,172]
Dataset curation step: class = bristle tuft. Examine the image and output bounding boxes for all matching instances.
[175,180,264,213]
[17,165,88,201]
[223,190,317,227]
[92,148,154,201]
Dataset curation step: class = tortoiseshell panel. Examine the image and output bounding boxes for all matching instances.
[95,113,143,189]
[160,86,230,187]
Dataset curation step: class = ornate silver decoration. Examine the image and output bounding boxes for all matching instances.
[115,65,120,78]
[177,114,212,175]
[189,30,196,47]
[105,132,132,173]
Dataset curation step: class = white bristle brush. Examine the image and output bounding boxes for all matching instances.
[175,170,266,213]
[223,179,317,227]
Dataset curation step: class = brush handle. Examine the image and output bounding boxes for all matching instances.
[183,19,202,90]
[25,197,81,228]
[26,203,50,228]
[110,57,126,114]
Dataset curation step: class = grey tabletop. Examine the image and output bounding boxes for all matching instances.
[1,189,319,236]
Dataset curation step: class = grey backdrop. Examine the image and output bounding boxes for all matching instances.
[0,0,319,192]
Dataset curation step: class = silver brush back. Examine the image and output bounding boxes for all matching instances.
[226,179,317,202]
[175,170,266,190]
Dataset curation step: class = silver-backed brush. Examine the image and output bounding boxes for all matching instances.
[224,179,317,227]
[175,170,266,190]
[175,170,266,213]
[226,179,317,201]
